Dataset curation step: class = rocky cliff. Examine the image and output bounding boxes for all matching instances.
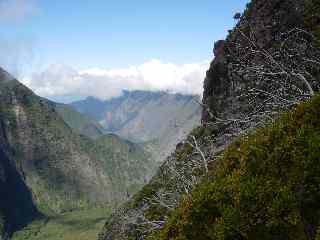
[0,121,38,239]
[98,0,320,239]
[202,0,319,123]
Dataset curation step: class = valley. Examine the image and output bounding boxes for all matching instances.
[70,90,201,162]
[0,69,158,239]
[0,68,201,240]
[12,207,111,240]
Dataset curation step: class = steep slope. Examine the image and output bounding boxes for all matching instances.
[0,69,40,239]
[0,68,156,238]
[149,92,320,240]
[83,134,154,197]
[54,103,106,139]
[0,74,110,211]
[71,91,201,161]
[98,0,320,239]
[0,130,38,239]
[55,104,155,196]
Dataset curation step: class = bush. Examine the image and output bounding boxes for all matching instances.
[305,0,320,42]
[151,94,320,240]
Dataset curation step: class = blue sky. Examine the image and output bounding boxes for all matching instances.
[0,0,249,101]
[1,0,248,69]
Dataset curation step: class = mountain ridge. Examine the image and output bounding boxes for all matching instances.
[71,90,201,161]
[54,103,106,139]
[0,69,156,239]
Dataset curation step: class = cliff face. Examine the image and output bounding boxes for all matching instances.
[0,118,38,239]
[98,1,320,239]
[202,0,319,123]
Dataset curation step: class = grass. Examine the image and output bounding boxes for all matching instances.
[12,207,111,240]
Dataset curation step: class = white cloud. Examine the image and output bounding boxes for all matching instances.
[0,0,38,21]
[22,60,209,100]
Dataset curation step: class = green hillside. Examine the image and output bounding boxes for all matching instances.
[0,69,156,238]
[54,103,106,139]
[150,95,320,240]
[0,78,108,213]
[83,134,155,199]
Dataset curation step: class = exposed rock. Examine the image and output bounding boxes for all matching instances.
[202,0,307,123]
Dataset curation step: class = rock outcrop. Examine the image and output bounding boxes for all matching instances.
[202,0,311,122]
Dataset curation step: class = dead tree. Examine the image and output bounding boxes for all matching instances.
[201,28,320,132]
[229,27,320,125]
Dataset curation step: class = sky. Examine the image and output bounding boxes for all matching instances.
[0,0,248,102]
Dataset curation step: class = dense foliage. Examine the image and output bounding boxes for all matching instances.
[150,94,320,240]
[55,103,105,139]
[0,212,4,236]
[305,0,320,42]
[83,134,155,197]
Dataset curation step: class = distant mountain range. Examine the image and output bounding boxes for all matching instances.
[70,90,202,161]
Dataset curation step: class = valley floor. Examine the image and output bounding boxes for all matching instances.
[12,207,111,240]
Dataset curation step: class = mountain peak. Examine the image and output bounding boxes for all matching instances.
[0,67,15,83]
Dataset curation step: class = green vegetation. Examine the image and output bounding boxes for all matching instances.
[0,212,4,236]
[8,86,95,213]
[12,207,111,240]
[305,0,320,42]
[55,103,105,139]
[131,179,162,209]
[82,134,155,197]
[150,94,320,240]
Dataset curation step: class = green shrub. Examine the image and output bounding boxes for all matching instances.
[316,227,320,240]
[305,0,320,42]
[0,213,4,236]
[151,94,320,240]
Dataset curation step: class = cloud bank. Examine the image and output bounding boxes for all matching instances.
[22,60,209,100]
